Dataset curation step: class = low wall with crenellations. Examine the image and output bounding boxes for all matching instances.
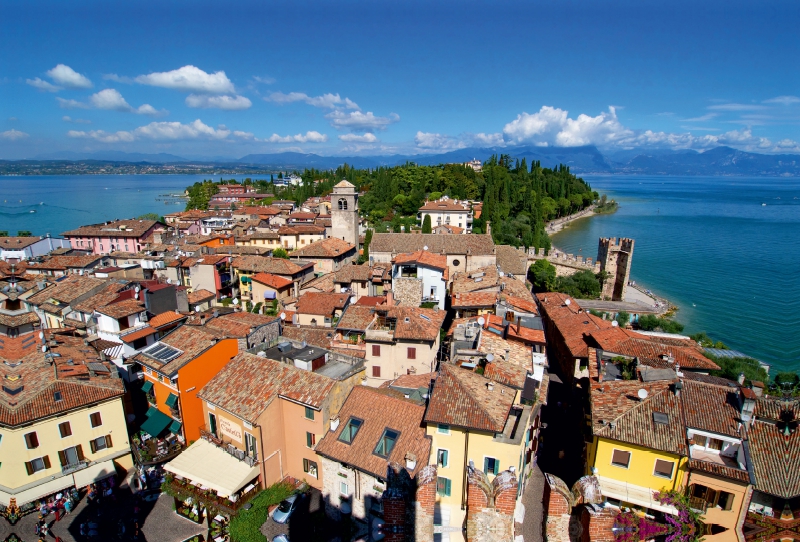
[527,247,601,277]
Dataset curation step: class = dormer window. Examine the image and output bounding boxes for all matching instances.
[339,417,363,444]
[374,428,399,458]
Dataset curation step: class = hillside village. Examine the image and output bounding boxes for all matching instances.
[0,176,797,542]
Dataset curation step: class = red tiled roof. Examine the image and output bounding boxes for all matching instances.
[355,296,385,307]
[536,293,614,359]
[134,325,229,375]
[62,219,162,238]
[381,306,446,342]
[204,312,279,338]
[95,298,144,319]
[290,237,355,259]
[393,250,448,272]
[336,305,376,331]
[688,460,750,483]
[232,255,314,275]
[502,295,539,315]
[589,327,719,371]
[451,291,496,309]
[748,407,800,498]
[120,326,156,344]
[251,272,293,290]
[485,314,546,345]
[419,199,470,212]
[147,311,187,329]
[296,292,349,316]
[187,289,216,304]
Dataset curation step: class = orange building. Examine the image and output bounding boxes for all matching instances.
[135,325,238,443]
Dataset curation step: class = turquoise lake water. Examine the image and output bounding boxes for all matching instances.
[552,175,800,373]
[1,173,798,372]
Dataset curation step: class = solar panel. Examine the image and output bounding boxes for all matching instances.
[88,362,110,373]
[143,342,183,362]
[653,412,669,425]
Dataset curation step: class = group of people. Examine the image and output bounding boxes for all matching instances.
[35,487,79,539]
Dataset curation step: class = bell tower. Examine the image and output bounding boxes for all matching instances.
[331,180,359,247]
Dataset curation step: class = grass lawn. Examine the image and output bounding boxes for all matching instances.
[229,481,295,542]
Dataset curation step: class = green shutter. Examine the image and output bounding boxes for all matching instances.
[484,457,490,474]
[165,393,179,408]
[141,381,153,393]
[445,478,451,496]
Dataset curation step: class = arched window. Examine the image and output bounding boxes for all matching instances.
[310,318,318,326]
[338,198,348,210]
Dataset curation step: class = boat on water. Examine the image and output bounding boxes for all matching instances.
[761,203,767,206]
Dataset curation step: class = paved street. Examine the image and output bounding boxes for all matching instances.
[260,488,348,542]
[518,464,546,542]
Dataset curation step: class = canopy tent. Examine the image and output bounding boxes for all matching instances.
[0,475,74,507]
[73,459,116,488]
[164,439,259,498]
[140,407,172,437]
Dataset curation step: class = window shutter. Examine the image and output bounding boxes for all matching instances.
[76,444,85,461]
[59,422,72,438]
[445,478,451,496]
[58,450,67,467]
[43,456,51,469]
[91,412,102,427]
[407,347,416,359]
[372,345,380,357]
[105,435,113,448]
[484,457,490,474]
[25,461,33,476]
[90,439,97,454]
[372,366,381,378]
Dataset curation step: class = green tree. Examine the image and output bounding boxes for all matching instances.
[421,214,432,234]
[530,259,556,292]
[358,228,373,264]
[272,248,289,259]
[17,230,32,237]
[136,213,161,221]
[616,311,630,327]
[0,231,8,237]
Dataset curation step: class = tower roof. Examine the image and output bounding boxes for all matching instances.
[333,180,355,189]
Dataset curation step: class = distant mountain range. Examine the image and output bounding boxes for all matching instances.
[24,145,800,176]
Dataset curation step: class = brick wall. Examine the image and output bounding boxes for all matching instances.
[414,465,437,542]
[465,466,518,542]
[543,473,573,542]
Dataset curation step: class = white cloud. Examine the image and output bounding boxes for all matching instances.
[775,138,800,150]
[89,89,133,111]
[503,106,632,147]
[185,94,252,110]
[472,132,504,146]
[268,131,328,143]
[326,110,399,132]
[26,77,60,92]
[102,73,133,84]
[683,113,718,122]
[707,103,768,112]
[135,104,164,116]
[67,129,134,143]
[56,97,90,109]
[0,129,29,141]
[62,116,91,124]
[233,130,255,139]
[134,119,231,140]
[338,133,378,143]
[414,132,467,151]
[135,65,235,94]
[46,64,92,89]
[252,76,276,85]
[267,91,359,110]
[763,96,800,106]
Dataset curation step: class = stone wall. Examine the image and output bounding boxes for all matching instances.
[543,473,573,542]
[580,505,616,542]
[465,466,518,542]
[392,277,423,307]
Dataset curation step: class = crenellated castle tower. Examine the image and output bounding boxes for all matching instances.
[597,237,634,301]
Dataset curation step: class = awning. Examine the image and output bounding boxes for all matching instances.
[141,407,172,437]
[73,459,116,488]
[596,475,678,514]
[0,475,74,506]
[141,381,153,393]
[165,393,179,408]
[169,420,182,435]
[164,439,259,498]
[240,276,251,284]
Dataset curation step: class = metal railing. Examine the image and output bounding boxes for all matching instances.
[62,460,89,476]
[689,496,709,513]
[166,477,260,515]
[199,428,257,467]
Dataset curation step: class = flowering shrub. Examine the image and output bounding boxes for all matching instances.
[612,490,704,542]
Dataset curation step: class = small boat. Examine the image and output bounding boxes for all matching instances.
[29,210,35,213]
[761,203,767,206]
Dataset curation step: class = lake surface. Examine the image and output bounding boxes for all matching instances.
[0,174,267,235]
[553,175,800,373]
[1,173,798,372]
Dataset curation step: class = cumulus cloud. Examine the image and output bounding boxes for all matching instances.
[26,77,61,92]
[68,129,134,143]
[62,116,91,124]
[67,119,239,143]
[135,65,235,94]
[683,113,718,122]
[1,129,29,141]
[267,91,359,110]
[57,97,90,109]
[326,111,399,132]
[46,64,92,89]
[103,73,133,84]
[185,94,252,110]
[62,89,165,116]
[252,76,276,85]
[338,133,378,143]
[472,132,504,146]
[763,95,800,106]
[267,131,328,143]
[503,106,632,147]
[414,132,467,151]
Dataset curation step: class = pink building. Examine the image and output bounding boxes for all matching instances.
[62,219,165,255]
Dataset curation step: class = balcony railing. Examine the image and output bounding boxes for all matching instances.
[166,476,260,516]
[688,496,709,513]
[62,460,90,476]
[199,428,257,467]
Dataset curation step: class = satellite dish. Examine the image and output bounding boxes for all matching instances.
[612,320,619,327]
[280,312,286,320]
[135,286,141,293]
[195,306,201,312]
[41,345,48,353]
[499,271,504,277]
[564,299,571,306]
[38,332,44,340]
[423,245,429,251]
[350,296,356,304]
[232,298,239,305]
[486,353,495,362]
[477,317,485,326]
[637,389,649,400]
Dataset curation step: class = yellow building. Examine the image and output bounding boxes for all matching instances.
[423,363,540,531]
[0,331,133,508]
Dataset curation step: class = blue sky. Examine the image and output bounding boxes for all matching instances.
[2,0,799,159]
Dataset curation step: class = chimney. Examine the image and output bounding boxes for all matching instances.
[516,316,521,334]
[386,290,394,307]
[330,417,340,431]
[487,381,495,392]
[737,373,746,385]
[673,380,683,397]
[405,452,417,471]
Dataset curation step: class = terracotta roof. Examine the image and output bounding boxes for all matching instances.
[536,293,614,359]
[378,306,446,342]
[369,233,495,256]
[479,329,533,378]
[134,325,229,375]
[300,273,336,293]
[95,298,144,319]
[451,265,532,300]
[290,238,355,259]
[187,289,216,304]
[203,312,279,338]
[232,255,313,276]
[589,327,719,371]
[27,255,105,271]
[495,245,529,276]
[502,295,539,315]
[278,225,326,235]
[280,327,335,349]
[336,305,376,332]
[334,180,355,188]
[148,311,187,329]
[26,275,107,307]
[333,265,373,283]
[680,379,743,438]
[433,224,463,234]
[483,360,528,389]
[485,314,546,345]
[296,292,349,316]
[62,219,162,238]
[383,372,437,391]
[0,312,40,327]
[251,273,293,290]
[198,352,336,422]
[0,237,41,250]
[451,291,496,309]
[393,250,448,272]
[288,212,318,220]
[355,296,386,307]
[419,199,470,212]
[748,409,800,498]
[120,326,156,344]
[315,386,431,479]
[424,363,514,432]
[688,459,750,483]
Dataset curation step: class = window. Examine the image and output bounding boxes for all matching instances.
[340,481,349,496]
[25,456,50,475]
[374,429,399,457]
[306,432,316,448]
[437,449,449,468]
[58,422,72,438]
[208,413,217,437]
[338,198,348,211]
[692,485,735,511]
[653,459,675,478]
[90,435,112,453]
[372,344,381,357]
[54,391,63,402]
[90,412,103,428]
[305,407,315,420]
[437,424,450,435]
[303,458,318,478]
[708,438,724,451]
[611,449,631,468]
[339,418,363,444]
[245,433,258,460]
[58,445,84,468]
[436,477,451,496]
[372,366,381,378]
[718,491,735,511]
[407,347,416,360]
[452,259,461,267]
[24,432,39,449]
[484,457,499,475]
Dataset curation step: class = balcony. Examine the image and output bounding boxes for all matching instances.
[165,475,260,516]
[199,427,257,467]
[62,460,90,476]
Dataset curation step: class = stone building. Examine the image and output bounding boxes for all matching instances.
[331,180,359,248]
[597,237,634,301]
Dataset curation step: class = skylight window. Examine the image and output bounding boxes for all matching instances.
[338,417,363,444]
[374,428,399,458]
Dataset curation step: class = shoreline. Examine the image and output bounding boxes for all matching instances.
[545,205,596,234]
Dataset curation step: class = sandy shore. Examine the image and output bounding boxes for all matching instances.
[546,205,596,234]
